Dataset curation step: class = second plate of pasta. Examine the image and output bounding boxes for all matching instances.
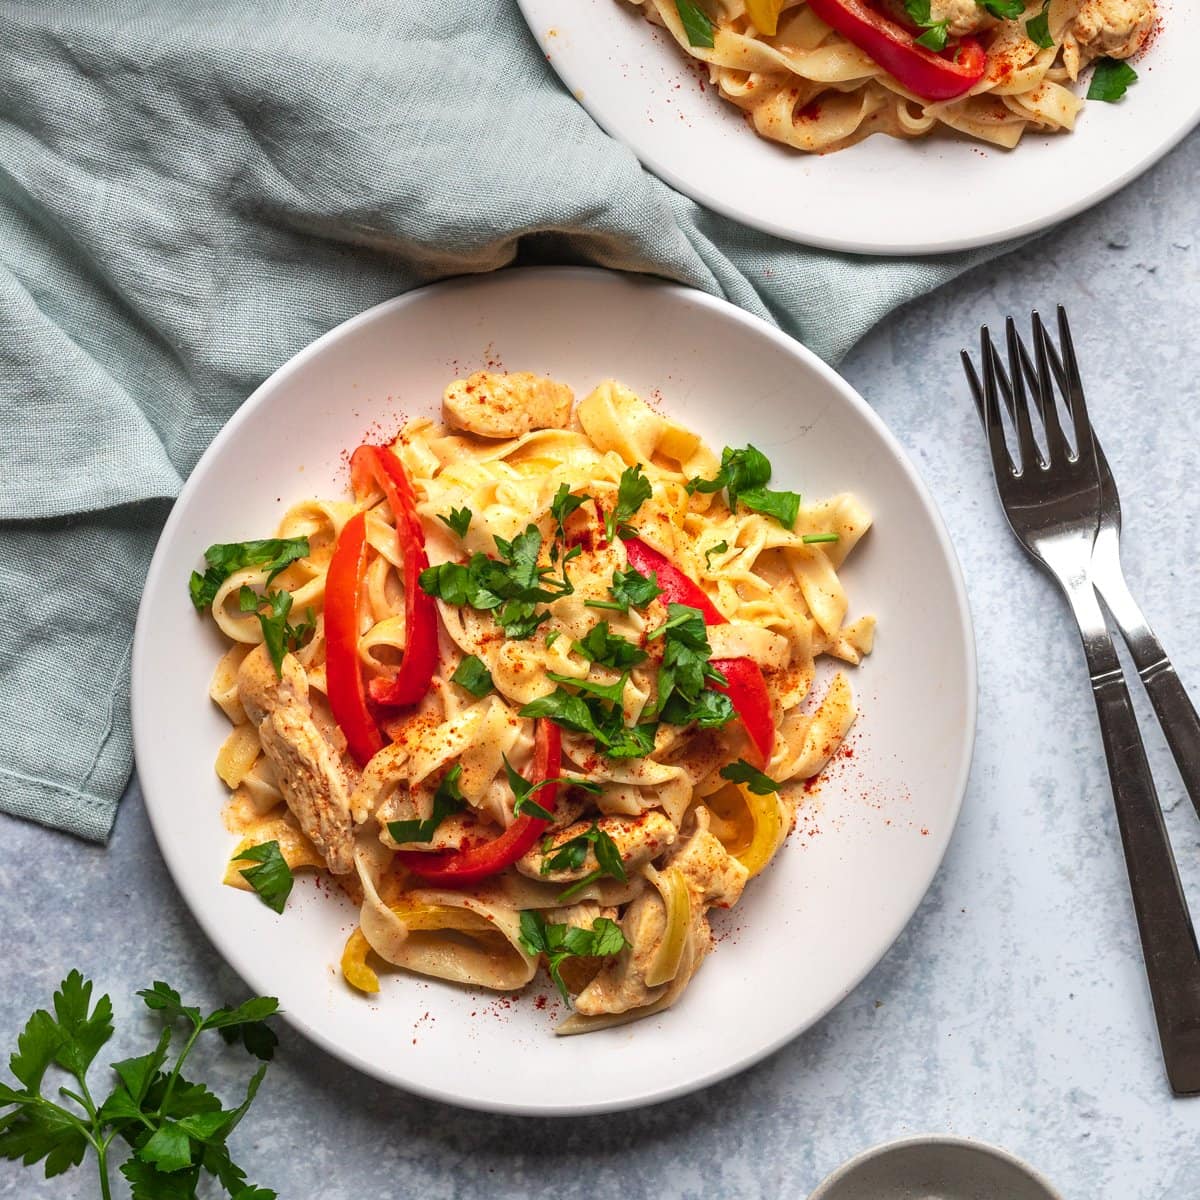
[518,0,1199,252]
[133,267,975,1114]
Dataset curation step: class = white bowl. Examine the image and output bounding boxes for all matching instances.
[132,267,976,1114]
[809,1136,1065,1200]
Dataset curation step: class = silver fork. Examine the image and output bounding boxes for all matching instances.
[962,312,1200,1096]
[963,316,1200,824]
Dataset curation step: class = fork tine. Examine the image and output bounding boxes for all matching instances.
[961,349,984,423]
[979,325,1017,480]
[1005,316,1040,470]
[1056,305,1094,460]
[1031,311,1071,464]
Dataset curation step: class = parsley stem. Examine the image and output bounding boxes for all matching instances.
[156,1020,204,1120]
[96,1148,113,1200]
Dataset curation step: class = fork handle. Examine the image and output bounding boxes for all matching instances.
[1094,568,1200,827]
[1068,582,1200,1095]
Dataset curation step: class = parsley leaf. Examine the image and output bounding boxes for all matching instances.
[544,823,630,903]
[704,540,728,570]
[547,670,629,705]
[438,507,472,539]
[660,686,736,730]
[451,654,493,697]
[586,565,663,613]
[573,622,647,670]
[648,603,727,719]
[674,0,715,47]
[605,464,653,542]
[518,912,630,1001]
[550,484,590,539]
[0,973,278,1198]
[1025,0,1053,48]
[387,765,466,844]
[1088,57,1137,102]
[687,445,800,529]
[188,538,309,610]
[519,688,658,761]
[979,0,1024,17]
[230,842,294,914]
[237,587,312,678]
[503,755,600,822]
[903,0,949,50]
[720,758,778,795]
[915,22,949,50]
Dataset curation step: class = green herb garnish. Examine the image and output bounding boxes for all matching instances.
[687,445,801,529]
[451,654,494,698]
[542,822,630,903]
[704,540,728,569]
[550,485,591,540]
[545,630,561,649]
[605,464,653,543]
[647,603,728,718]
[231,841,294,914]
[979,0,1024,17]
[0,971,279,1198]
[189,538,309,610]
[517,913,629,1001]
[387,765,466,844]
[802,532,840,545]
[585,566,663,613]
[237,586,312,678]
[438,507,472,539]
[719,758,778,796]
[1088,57,1137,102]
[674,0,715,48]
[1025,0,1053,48]
[519,688,658,761]
[503,756,600,822]
[573,622,647,670]
[904,0,950,51]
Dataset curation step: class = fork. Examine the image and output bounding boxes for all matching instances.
[962,312,1200,1096]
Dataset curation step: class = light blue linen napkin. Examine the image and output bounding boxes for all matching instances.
[0,0,1005,841]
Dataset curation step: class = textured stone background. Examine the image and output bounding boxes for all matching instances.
[3,128,1199,1199]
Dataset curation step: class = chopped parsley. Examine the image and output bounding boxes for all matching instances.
[545,629,562,649]
[720,758,778,796]
[518,912,629,1001]
[419,523,573,639]
[503,755,601,822]
[687,444,801,530]
[904,0,948,50]
[802,532,840,545]
[438,506,472,539]
[979,0,1024,17]
[189,537,309,610]
[1025,0,1053,48]
[547,670,630,706]
[544,823,630,903]
[387,765,466,844]
[605,463,653,542]
[451,654,494,697]
[231,841,294,914]
[674,0,715,48]
[573,622,647,670]
[704,540,728,570]
[238,585,313,677]
[550,484,591,539]
[585,566,663,613]
[519,688,658,760]
[647,603,729,720]
[1088,57,1137,102]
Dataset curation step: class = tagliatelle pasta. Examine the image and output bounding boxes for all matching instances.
[197,372,875,1033]
[630,0,1156,152]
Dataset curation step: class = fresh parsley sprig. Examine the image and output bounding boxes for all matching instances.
[231,841,294,914]
[647,603,731,725]
[605,464,653,543]
[438,507,472,539]
[0,971,278,1200]
[1088,57,1137,102]
[503,756,601,822]
[387,765,467,845]
[541,823,630,903]
[236,586,314,677]
[517,913,629,1002]
[720,758,778,795]
[188,538,309,611]
[572,622,647,670]
[904,0,949,50]
[519,688,659,761]
[550,484,591,540]
[687,445,801,529]
[584,566,663,614]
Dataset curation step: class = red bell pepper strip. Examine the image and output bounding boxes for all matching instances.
[348,444,438,708]
[397,720,562,887]
[623,536,775,767]
[805,0,987,101]
[325,510,386,767]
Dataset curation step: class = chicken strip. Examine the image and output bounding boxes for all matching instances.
[1063,0,1155,77]
[237,645,355,873]
[442,371,573,439]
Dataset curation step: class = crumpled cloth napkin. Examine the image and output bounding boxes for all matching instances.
[0,0,1005,841]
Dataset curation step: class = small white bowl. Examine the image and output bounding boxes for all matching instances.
[809,1136,1064,1200]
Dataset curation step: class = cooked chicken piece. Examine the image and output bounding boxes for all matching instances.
[442,371,573,439]
[1063,0,1155,75]
[669,824,749,909]
[572,891,669,1016]
[237,645,355,873]
[927,0,995,36]
[516,812,677,882]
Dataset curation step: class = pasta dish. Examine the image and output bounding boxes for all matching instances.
[629,0,1156,152]
[191,372,874,1033]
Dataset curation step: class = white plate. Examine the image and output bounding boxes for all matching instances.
[132,267,976,1115]
[518,1,1199,253]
